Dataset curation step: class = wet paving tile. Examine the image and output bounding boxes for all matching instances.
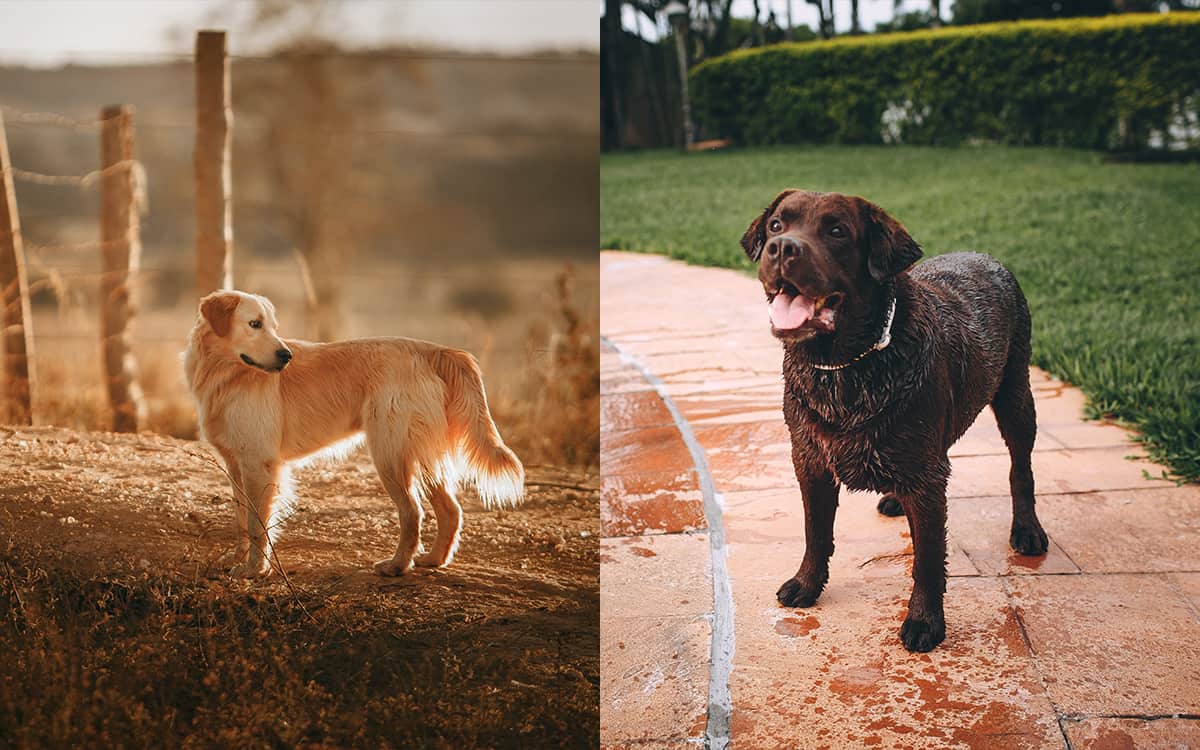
[726,576,1061,749]
[672,385,782,427]
[948,448,1176,498]
[601,533,714,620]
[600,533,714,745]
[601,469,706,537]
[601,425,695,479]
[1062,717,1200,749]
[600,614,710,746]
[601,390,675,435]
[690,421,797,493]
[948,495,1080,576]
[1035,487,1200,573]
[1167,572,1200,618]
[1009,573,1200,715]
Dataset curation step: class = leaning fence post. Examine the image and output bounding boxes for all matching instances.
[99,105,145,433]
[195,30,233,296]
[0,111,36,425]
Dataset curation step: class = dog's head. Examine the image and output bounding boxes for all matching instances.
[197,291,293,372]
[741,190,921,341]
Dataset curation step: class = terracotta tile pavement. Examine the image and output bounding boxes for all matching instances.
[600,251,1200,749]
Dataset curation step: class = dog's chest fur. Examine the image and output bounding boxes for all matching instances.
[781,302,941,494]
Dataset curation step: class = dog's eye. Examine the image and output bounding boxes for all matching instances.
[768,218,782,233]
[829,225,846,238]
[249,320,262,329]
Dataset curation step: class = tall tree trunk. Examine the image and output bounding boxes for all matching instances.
[930,0,942,26]
[604,0,625,148]
[708,0,736,58]
[807,0,828,38]
[825,0,836,36]
[850,0,861,33]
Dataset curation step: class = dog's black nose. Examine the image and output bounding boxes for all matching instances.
[276,349,293,363]
[766,236,804,259]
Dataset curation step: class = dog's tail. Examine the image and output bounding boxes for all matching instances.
[434,348,525,508]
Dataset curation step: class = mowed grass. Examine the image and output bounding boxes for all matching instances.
[601,146,1200,482]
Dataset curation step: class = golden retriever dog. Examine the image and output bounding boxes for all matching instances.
[183,290,524,578]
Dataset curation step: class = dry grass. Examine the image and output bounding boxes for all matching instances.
[0,558,596,748]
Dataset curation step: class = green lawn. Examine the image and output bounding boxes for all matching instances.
[601,145,1200,483]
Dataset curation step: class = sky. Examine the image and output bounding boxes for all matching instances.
[620,0,937,39]
[0,0,599,67]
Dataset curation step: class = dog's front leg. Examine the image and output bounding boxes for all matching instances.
[895,481,948,652]
[777,468,839,607]
[233,459,281,578]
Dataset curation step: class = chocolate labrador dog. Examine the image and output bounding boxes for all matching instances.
[741,190,1048,652]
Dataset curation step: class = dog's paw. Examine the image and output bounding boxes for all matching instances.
[373,558,412,577]
[230,560,271,579]
[1010,521,1049,556]
[899,613,946,652]
[776,576,825,608]
[876,494,904,517]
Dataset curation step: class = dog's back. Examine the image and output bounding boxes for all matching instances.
[908,252,1032,447]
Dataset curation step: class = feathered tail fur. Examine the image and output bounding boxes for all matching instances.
[433,349,525,508]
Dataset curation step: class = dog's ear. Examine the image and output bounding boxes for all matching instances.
[200,292,239,337]
[740,190,797,263]
[862,199,922,282]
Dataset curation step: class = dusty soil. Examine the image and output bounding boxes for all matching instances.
[0,426,598,748]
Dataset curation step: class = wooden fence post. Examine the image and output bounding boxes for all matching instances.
[0,111,36,425]
[100,105,145,433]
[195,30,233,296]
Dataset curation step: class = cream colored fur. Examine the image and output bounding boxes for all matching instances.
[183,290,524,578]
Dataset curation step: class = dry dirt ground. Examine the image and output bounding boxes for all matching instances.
[0,426,599,748]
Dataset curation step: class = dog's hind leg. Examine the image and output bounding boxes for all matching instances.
[991,349,1049,556]
[415,483,462,568]
[876,493,904,517]
[369,449,423,577]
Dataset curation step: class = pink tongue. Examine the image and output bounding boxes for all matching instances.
[769,293,816,330]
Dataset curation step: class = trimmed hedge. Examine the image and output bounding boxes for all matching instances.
[690,13,1200,149]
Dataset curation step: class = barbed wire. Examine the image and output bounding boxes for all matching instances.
[0,109,105,130]
[16,259,591,287]
[0,106,596,142]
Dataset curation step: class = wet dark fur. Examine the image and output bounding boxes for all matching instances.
[741,191,1048,652]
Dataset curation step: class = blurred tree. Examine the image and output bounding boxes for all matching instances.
[602,0,625,149]
[807,0,836,38]
[850,0,862,33]
[952,0,1114,23]
[875,9,939,31]
[232,0,423,340]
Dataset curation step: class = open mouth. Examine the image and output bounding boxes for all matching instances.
[767,280,843,338]
[240,353,285,373]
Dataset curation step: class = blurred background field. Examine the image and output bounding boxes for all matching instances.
[1,5,599,467]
